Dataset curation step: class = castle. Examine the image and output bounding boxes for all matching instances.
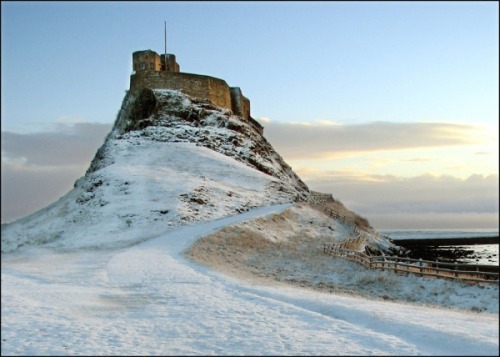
[130,50,252,121]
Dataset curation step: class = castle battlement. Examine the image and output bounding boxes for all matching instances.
[130,50,251,121]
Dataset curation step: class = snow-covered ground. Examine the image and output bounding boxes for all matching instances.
[2,203,498,355]
[2,89,498,355]
[187,204,500,314]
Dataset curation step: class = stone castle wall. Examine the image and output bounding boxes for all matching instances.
[130,71,251,119]
[130,71,231,112]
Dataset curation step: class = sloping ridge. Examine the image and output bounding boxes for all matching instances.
[1,89,310,253]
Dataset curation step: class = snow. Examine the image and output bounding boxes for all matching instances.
[2,89,498,355]
[187,204,499,314]
[2,203,498,355]
[1,142,293,253]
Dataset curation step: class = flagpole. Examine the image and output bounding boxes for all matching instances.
[164,21,167,71]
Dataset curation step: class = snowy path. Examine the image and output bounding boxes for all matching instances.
[2,204,498,355]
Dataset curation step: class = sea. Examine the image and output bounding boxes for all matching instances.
[379,229,499,266]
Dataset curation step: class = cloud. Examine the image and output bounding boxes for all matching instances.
[1,123,111,223]
[255,116,271,124]
[262,121,489,160]
[1,122,112,166]
[302,172,499,229]
[1,162,85,223]
[56,115,87,125]
[367,212,499,230]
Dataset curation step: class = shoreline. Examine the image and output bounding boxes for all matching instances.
[391,238,499,266]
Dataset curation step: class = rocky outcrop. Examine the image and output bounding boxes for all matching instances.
[2,88,311,252]
[91,88,309,200]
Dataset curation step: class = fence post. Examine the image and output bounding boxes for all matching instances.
[322,243,497,284]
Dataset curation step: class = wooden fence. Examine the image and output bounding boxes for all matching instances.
[322,208,356,230]
[323,243,499,284]
[312,203,358,234]
[308,191,361,236]
[308,191,334,204]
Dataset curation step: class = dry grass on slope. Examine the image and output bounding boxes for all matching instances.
[186,203,500,312]
[310,198,373,232]
[186,203,367,295]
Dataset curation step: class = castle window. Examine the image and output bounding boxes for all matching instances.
[150,63,154,70]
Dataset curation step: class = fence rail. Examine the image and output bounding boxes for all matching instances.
[323,243,499,284]
[308,193,358,234]
[308,191,334,204]
[322,208,356,228]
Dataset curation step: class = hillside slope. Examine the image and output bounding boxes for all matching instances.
[1,89,312,252]
[2,88,400,258]
[2,89,497,356]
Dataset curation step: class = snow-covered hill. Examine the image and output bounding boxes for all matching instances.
[1,89,309,252]
[1,88,498,355]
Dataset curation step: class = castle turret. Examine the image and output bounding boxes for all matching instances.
[161,54,180,73]
[132,50,162,72]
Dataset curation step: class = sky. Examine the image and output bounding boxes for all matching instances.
[1,1,499,229]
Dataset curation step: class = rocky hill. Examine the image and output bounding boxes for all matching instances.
[1,88,399,258]
[93,88,309,196]
[1,89,311,252]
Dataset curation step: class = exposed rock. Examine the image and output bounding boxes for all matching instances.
[107,88,310,199]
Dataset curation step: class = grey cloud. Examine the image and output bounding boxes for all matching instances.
[1,122,112,166]
[1,162,85,223]
[366,212,499,230]
[263,121,484,159]
[304,173,499,216]
[1,123,111,223]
